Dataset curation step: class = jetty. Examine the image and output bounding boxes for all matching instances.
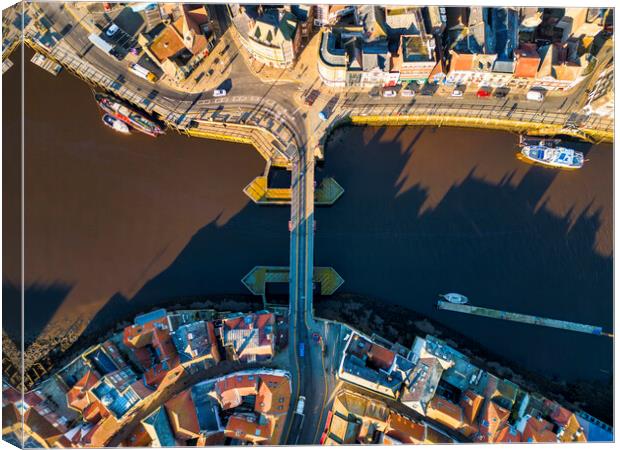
[437,300,612,337]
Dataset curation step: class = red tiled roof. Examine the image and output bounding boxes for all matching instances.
[545,399,573,426]
[368,344,395,370]
[514,45,541,78]
[165,390,200,440]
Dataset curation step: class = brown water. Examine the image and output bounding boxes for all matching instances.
[316,126,612,381]
[4,48,290,348]
[3,48,612,385]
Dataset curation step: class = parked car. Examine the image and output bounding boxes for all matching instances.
[368,87,381,98]
[312,332,321,343]
[213,89,227,97]
[304,89,320,106]
[382,89,397,98]
[106,23,120,37]
[401,89,415,97]
[476,88,491,98]
[451,89,464,97]
[494,88,510,98]
[103,2,112,12]
[526,90,545,102]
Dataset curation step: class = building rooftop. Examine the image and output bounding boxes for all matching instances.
[142,406,176,447]
[165,389,200,440]
[172,320,219,363]
[401,34,434,63]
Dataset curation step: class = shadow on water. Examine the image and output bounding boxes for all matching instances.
[316,125,612,382]
[3,281,74,348]
[79,203,290,337]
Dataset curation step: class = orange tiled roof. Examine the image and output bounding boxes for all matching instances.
[460,390,484,424]
[67,371,100,413]
[477,400,510,442]
[148,23,185,63]
[427,396,464,430]
[216,374,259,409]
[496,425,522,443]
[386,412,426,443]
[255,375,290,415]
[450,52,474,72]
[123,423,153,447]
[224,414,271,444]
[523,416,557,443]
[165,389,200,440]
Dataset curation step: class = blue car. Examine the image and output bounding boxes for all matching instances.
[299,342,305,357]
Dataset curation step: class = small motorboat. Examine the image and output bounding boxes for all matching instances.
[441,293,469,304]
[102,114,130,134]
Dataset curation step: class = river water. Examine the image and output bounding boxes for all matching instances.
[4,48,612,384]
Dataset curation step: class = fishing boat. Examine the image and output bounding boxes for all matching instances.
[102,114,131,134]
[520,144,584,169]
[440,293,469,304]
[94,92,164,137]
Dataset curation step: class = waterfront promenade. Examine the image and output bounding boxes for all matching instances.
[4,2,615,445]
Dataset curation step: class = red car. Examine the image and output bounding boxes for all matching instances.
[305,89,320,106]
[476,88,491,98]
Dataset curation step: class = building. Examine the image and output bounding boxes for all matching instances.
[313,5,355,26]
[234,7,302,68]
[446,7,519,87]
[123,309,180,388]
[394,34,439,85]
[317,27,392,88]
[171,319,220,365]
[533,41,590,91]
[583,65,613,117]
[221,311,275,363]
[139,4,217,81]
[383,6,425,35]
[338,333,414,398]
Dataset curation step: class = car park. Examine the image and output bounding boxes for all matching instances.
[213,89,227,97]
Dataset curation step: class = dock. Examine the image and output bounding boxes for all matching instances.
[30,52,62,76]
[243,176,344,205]
[242,266,344,304]
[437,300,611,337]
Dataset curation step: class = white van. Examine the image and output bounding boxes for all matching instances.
[526,90,545,102]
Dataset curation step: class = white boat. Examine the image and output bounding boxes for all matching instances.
[102,114,131,134]
[441,293,469,304]
[520,145,584,169]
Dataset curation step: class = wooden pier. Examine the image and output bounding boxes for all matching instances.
[437,300,611,337]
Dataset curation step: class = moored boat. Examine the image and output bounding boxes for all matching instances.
[102,114,131,134]
[441,293,469,304]
[520,145,584,169]
[94,92,164,137]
